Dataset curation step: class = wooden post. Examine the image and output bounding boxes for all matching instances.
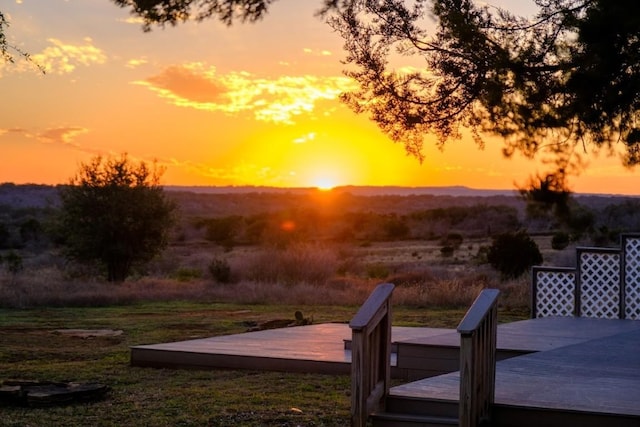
[350,283,394,427]
[458,289,499,427]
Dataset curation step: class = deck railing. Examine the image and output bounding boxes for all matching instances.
[457,289,500,427]
[349,283,395,427]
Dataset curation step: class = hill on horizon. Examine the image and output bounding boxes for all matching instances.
[165,185,519,197]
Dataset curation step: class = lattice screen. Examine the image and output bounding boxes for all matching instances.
[623,236,640,320]
[533,269,576,318]
[579,250,621,319]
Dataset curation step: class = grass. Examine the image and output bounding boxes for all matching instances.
[0,233,535,425]
[0,301,526,427]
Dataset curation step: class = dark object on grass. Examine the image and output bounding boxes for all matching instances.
[246,311,313,332]
[0,380,109,407]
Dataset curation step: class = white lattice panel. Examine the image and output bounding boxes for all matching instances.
[534,270,576,318]
[624,236,640,320]
[579,251,620,319]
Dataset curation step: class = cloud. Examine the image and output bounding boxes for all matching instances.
[126,58,148,69]
[0,126,88,146]
[33,38,107,74]
[37,127,89,146]
[135,62,355,124]
[293,132,316,144]
[303,48,333,57]
[0,127,31,139]
[120,16,145,25]
[164,157,287,185]
[143,64,227,103]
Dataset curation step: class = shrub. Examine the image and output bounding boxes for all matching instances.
[4,251,23,274]
[245,243,337,285]
[440,245,454,258]
[487,231,542,278]
[209,258,232,283]
[172,267,202,282]
[202,216,242,247]
[551,231,570,250]
[382,216,410,240]
[441,232,463,249]
[0,222,11,249]
[366,263,390,279]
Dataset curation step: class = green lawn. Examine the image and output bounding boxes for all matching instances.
[0,302,524,426]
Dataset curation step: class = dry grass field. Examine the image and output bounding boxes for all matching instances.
[0,184,590,311]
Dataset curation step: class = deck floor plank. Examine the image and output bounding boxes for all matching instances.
[390,323,640,417]
[131,323,452,373]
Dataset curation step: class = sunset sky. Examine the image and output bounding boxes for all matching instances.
[1,0,639,195]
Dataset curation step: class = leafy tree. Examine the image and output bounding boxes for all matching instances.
[57,154,176,282]
[487,231,542,279]
[330,0,640,181]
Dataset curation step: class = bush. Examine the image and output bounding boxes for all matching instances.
[0,223,11,249]
[487,231,542,278]
[551,232,570,250]
[440,245,455,257]
[441,233,463,249]
[3,251,23,274]
[172,267,202,282]
[366,263,390,279]
[209,258,232,283]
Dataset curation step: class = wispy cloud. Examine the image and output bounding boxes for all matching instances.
[164,157,288,185]
[293,132,316,144]
[1,125,92,150]
[120,16,145,25]
[33,38,107,74]
[0,38,107,76]
[134,62,355,124]
[303,48,333,57]
[37,127,89,146]
[126,57,148,69]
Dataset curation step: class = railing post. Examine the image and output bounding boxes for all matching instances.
[350,283,394,427]
[458,289,500,427]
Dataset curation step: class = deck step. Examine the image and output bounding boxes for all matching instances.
[371,412,458,427]
[386,396,458,418]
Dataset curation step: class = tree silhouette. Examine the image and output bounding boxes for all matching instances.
[57,154,176,282]
[330,1,640,179]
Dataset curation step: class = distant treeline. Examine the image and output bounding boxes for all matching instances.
[2,184,640,251]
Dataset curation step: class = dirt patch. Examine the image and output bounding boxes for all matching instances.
[0,380,109,407]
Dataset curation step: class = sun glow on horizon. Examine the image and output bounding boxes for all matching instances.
[314,178,336,191]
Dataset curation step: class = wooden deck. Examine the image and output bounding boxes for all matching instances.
[131,317,640,425]
[387,317,640,426]
[130,323,451,375]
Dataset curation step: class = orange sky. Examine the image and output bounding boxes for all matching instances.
[1,0,639,195]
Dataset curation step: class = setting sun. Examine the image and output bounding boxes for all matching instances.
[314,178,335,191]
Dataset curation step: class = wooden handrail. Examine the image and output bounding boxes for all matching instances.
[350,283,395,427]
[457,289,500,427]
